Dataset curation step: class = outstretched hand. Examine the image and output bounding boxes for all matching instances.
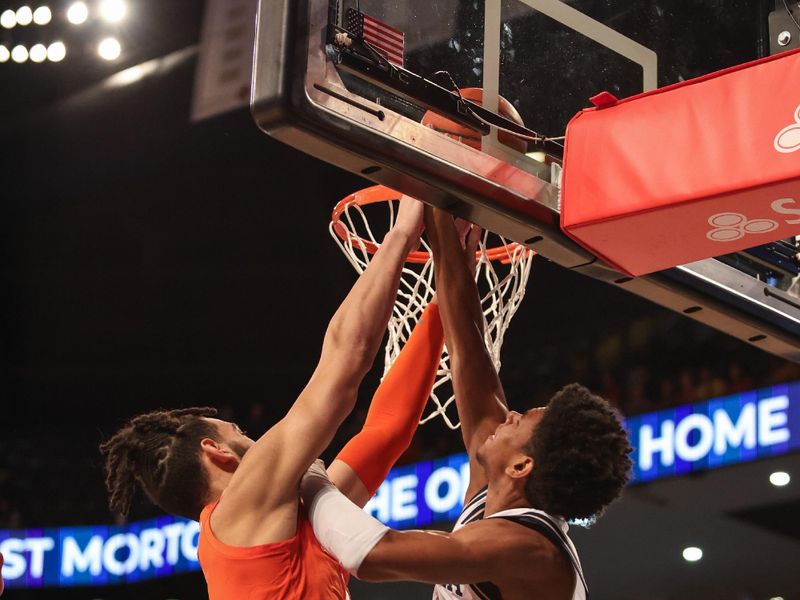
[300,459,334,507]
[303,459,330,484]
[425,205,482,277]
[455,218,482,278]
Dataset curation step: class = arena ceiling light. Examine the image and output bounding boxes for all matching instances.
[33,6,51,25]
[1,8,16,28]
[15,5,33,26]
[46,40,65,62]
[11,44,28,63]
[97,37,120,60]
[99,0,126,22]
[681,546,703,562]
[769,471,790,486]
[0,45,9,62]
[66,1,88,25]
[29,42,46,62]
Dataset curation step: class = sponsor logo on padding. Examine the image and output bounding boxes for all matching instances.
[774,105,800,154]
[706,212,778,242]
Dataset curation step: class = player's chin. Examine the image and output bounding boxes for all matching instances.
[475,436,493,465]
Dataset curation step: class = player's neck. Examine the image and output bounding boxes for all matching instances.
[206,469,234,502]
[484,477,531,515]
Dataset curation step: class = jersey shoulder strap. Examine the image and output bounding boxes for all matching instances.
[488,508,588,595]
[454,486,488,528]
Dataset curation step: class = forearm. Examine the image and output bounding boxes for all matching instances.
[426,209,508,446]
[335,302,444,498]
[323,228,418,375]
[301,460,519,587]
[301,465,389,572]
[427,214,504,394]
[427,214,487,350]
[358,530,460,583]
[301,468,481,584]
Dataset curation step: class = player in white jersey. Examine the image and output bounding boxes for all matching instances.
[431,487,587,600]
[299,206,633,600]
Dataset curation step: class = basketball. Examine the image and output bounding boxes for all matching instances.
[420,88,528,153]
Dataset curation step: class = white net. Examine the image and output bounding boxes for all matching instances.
[330,186,533,429]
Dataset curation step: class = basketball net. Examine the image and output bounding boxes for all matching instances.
[330,186,533,429]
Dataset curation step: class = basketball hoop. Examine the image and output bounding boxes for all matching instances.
[330,185,534,429]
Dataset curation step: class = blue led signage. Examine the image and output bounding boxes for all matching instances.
[3,381,799,588]
[626,382,800,482]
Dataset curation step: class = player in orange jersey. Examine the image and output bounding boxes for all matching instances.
[100,197,446,599]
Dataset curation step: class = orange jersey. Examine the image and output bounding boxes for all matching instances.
[198,501,349,600]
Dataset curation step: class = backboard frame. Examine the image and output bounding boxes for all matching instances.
[251,0,800,362]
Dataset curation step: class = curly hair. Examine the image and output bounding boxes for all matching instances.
[99,407,219,521]
[524,384,632,521]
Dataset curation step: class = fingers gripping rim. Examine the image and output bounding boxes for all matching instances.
[330,185,534,429]
[331,185,527,264]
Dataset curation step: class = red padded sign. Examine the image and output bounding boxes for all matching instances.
[561,49,800,276]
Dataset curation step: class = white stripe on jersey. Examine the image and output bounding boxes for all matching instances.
[432,489,587,600]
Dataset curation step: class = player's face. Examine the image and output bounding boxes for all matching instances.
[478,408,545,468]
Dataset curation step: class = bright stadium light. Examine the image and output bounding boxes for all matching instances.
[11,44,28,63]
[29,43,46,62]
[682,546,703,562]
[1,9,16,28]
[769,471,790,487]
[99,0,126,22]
[33,6,51,25]
[0,45,10,62]
[16,5,33,26]
[66,1,88,25]
[46,40,65,62]
[97,37,120,60]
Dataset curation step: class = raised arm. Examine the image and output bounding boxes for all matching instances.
[358,521,549,585]
[215,198,424,541]
[425,206,508,500]
[299,463,567,592]
[329,300,444,507]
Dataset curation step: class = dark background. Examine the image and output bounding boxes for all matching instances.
[1,0,799,598]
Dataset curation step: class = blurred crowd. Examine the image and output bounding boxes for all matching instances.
[2,312,799,530]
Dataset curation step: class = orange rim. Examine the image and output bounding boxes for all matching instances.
[332,185,528,265]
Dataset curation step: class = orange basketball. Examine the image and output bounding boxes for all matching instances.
[420,88,527,153]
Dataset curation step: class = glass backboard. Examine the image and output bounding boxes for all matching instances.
[251,0,800,362]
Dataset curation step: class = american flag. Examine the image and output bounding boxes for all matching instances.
[346,8,405,67]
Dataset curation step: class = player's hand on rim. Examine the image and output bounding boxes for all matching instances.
[392,195,425,243]
[455,217,482,278]
[426,206,483,276]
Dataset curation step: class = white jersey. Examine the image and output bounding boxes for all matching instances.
[432,487,587,600]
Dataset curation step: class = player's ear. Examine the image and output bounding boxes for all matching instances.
[201,438,239,469]
[506,455,533,480]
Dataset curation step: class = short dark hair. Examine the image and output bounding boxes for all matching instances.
[524,384,632,521]
[100,407,219,521]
